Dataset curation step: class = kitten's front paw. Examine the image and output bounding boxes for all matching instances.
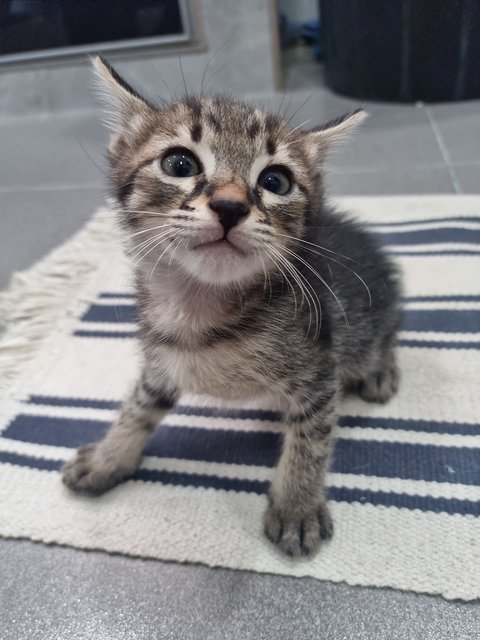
[62,444,133,495]
[263,499,333,557]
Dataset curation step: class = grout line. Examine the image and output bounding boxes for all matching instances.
[0,182,104,194]
[425,107,462,194]
[0,108,98,126]
[325,165,443,176]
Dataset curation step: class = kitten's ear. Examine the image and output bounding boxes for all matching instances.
[92,56,154,132]
[304,109,367,163]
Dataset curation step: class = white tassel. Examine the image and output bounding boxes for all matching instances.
[0,207,119,396]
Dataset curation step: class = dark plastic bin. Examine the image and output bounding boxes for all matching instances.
[321,0,480,102]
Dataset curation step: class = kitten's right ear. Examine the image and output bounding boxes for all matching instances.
[303,109,367,164]
[92,56,153,132]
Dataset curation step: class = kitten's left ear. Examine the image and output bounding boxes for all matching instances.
[304,109,367,163]
[92,55,154,132]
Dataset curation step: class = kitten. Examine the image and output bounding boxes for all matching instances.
[63,56,401,557]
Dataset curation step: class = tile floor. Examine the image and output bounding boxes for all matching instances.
[1,49,479,638]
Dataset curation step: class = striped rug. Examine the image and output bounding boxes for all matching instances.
[0,196,479,601]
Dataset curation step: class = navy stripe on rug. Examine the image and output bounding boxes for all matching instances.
[370,216,480,228]
[25,396,282,422]
[398,339,479,349]
[27,396,121,410]
[73,332,480,347]
[82,304,137,323]
[338,415,480,436]
[385,250,480,256]
[1,450,478,516]
[79,304,480,334]
[99,293,480,304]
[402,309,480,333]
[376,227,480,245]
[403,295,480,303]
[24,396,479,436]
[3,415,479,485]
[74,330,136,338]
[98,293,135,299]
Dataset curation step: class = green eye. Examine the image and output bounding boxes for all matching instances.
[161,148,201,178]
[258,166,292,195]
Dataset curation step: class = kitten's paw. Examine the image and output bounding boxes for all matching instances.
[358,358,399,404]
[263,500,333,557]
[62,444,133,495]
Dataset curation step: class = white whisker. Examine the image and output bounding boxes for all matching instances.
[281,245,350,336]
[133,230,177,267]
[257,250,272,301]
[276,233,372,308]
[276,233,356,262]
[264,247,298,317]
[268,244,322,340]
[148,235,179,281]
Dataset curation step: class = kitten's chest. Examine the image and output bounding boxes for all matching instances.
[154,340,265,398]
[142,291,267,398]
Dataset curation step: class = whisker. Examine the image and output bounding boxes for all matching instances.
[148,234,179,280]
[168,237,184,267]
[119,224,173,244]
[303,246,371,308]
[178,56,189,99]
[268,245,322,340]
[283,119,313,140]
[281,244,351,336]
[276,91,288,119]
[200,35,235,96]
[276,233,357,262]
[285,90,317,126]
[132,230,177,266]
[256,250,272,301]
[264,247,298,317]
[123,209,189,219]
[276,233,371,307]
[75,138,108,178]
[128,230,175,262]
[202,56,236,94]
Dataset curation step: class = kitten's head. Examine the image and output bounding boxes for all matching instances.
[95,57,365,287]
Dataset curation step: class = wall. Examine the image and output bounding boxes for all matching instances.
[0,0,278,117]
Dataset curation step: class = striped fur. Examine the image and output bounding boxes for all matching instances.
[62,58,401,557]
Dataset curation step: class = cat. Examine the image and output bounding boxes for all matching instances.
[62,56,401,557]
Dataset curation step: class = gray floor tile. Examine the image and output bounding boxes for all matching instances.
[0,186,105,290]
[259,91,447,172]
[248,86,359,127]
[451,164,480,194]
[428,101,480,165]
[327,103,447,172]
[0,112,107,190]
[1,538,478,640]
[325,166,455,196]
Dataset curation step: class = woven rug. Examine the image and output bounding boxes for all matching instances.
[0,196,479,601]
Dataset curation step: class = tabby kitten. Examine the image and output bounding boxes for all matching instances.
[63,56,401,557]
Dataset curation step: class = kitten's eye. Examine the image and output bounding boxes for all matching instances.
[161,149,201,178]
[258,166,292,195]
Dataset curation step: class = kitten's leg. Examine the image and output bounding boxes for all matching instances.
[264,388,337,557]
[62,370,178,495]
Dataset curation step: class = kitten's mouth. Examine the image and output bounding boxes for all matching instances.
[194,238,245,256]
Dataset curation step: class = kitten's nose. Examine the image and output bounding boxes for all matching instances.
[209,198,250,233]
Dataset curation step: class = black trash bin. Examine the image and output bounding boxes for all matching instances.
[321,0,480,102]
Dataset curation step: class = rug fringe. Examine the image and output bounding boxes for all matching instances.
[0,208,115,395]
